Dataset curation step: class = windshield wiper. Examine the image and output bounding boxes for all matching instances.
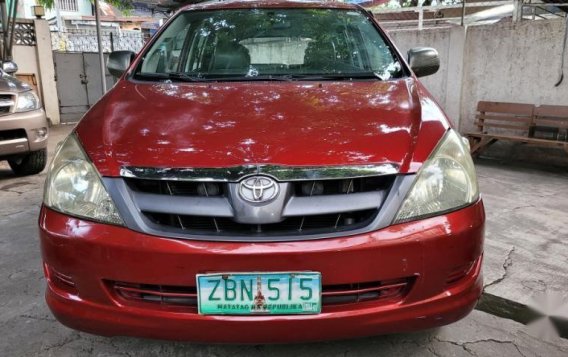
[197,74,297,82]
[284,72,388,81]
[133,72,389,83]
[134,72,204,82]
[134,73,293,82]
[199,73,388,82]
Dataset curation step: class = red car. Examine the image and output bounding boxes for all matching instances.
[40,0,484,343]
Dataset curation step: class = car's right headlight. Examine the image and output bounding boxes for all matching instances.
[43,134,124,225]
[393,129,479,224]
[15,90,40,112]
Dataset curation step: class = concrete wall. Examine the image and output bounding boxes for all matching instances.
[34,20,60,125]
[13,46,39,76]
[13,19,60,125]
[388,19,568,133]
[389,27,451,114]
[460,19,568,132]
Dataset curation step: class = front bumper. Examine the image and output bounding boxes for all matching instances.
[0,109,48,157]
[40,200,484,343]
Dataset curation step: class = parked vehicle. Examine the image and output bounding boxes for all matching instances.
[40,0,484,343]
[0,64,48,175]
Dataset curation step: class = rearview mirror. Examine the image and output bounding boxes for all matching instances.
[2,61,18,74]
[407,47,439,78]
[107,51,136,78]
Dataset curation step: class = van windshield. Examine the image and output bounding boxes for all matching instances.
[134,8,403,82]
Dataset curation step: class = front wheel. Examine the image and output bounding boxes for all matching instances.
[8,149,47,176]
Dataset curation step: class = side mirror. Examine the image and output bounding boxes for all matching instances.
[2,61,18,74]
[107,51,135,78]
[407,47,439,78]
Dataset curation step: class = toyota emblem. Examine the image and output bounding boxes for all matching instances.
[239,176,279,203]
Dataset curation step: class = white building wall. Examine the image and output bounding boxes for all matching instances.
[17,0,36,18]
[18,0,92,19]
[44,0,93,18]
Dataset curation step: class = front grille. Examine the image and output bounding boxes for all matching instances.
[106,165,413,241]
[293,177,391,196]
[0,129,26,141]
[113,282,198,308]
[144,209,377,236]
[126,179,225,197]
[0,94,14,115]
[122,175,395,238]
[322,278,412,305]
[109,277,413,311]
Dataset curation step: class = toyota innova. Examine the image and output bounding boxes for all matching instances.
[40,0,484,342]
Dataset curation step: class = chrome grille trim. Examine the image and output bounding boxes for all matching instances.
[120,163,399,182]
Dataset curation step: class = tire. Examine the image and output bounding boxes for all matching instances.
[8,148,47,176]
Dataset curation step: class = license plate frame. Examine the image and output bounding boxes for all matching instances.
[196,272,322,315]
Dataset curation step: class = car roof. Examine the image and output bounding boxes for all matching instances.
[180,0,361,12]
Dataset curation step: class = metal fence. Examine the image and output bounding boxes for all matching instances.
[51,29,145,53]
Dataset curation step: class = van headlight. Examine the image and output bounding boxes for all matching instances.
[43,134,124,225]
[16,90,40,112]
[393,129,479,224]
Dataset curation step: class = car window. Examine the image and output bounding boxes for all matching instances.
[136,8,403,81]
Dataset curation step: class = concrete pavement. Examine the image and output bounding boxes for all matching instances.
[475,156,568,338]
[0,124,567,356]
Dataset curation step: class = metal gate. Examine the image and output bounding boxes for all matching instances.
[54,52,115,123]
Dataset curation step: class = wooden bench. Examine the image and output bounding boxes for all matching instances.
[532,105,568,141]
[466,101,568,156]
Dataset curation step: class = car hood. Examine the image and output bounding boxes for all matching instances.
[0,72,32,92]
[76,78,449,177]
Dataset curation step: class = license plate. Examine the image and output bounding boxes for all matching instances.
[196,272,321,315]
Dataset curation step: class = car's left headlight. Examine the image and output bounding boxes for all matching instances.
[393,129,479,224]
[16,90,40,112]
[43,134,124,225]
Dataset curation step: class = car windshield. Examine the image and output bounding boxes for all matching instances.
[134,8,403,81]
